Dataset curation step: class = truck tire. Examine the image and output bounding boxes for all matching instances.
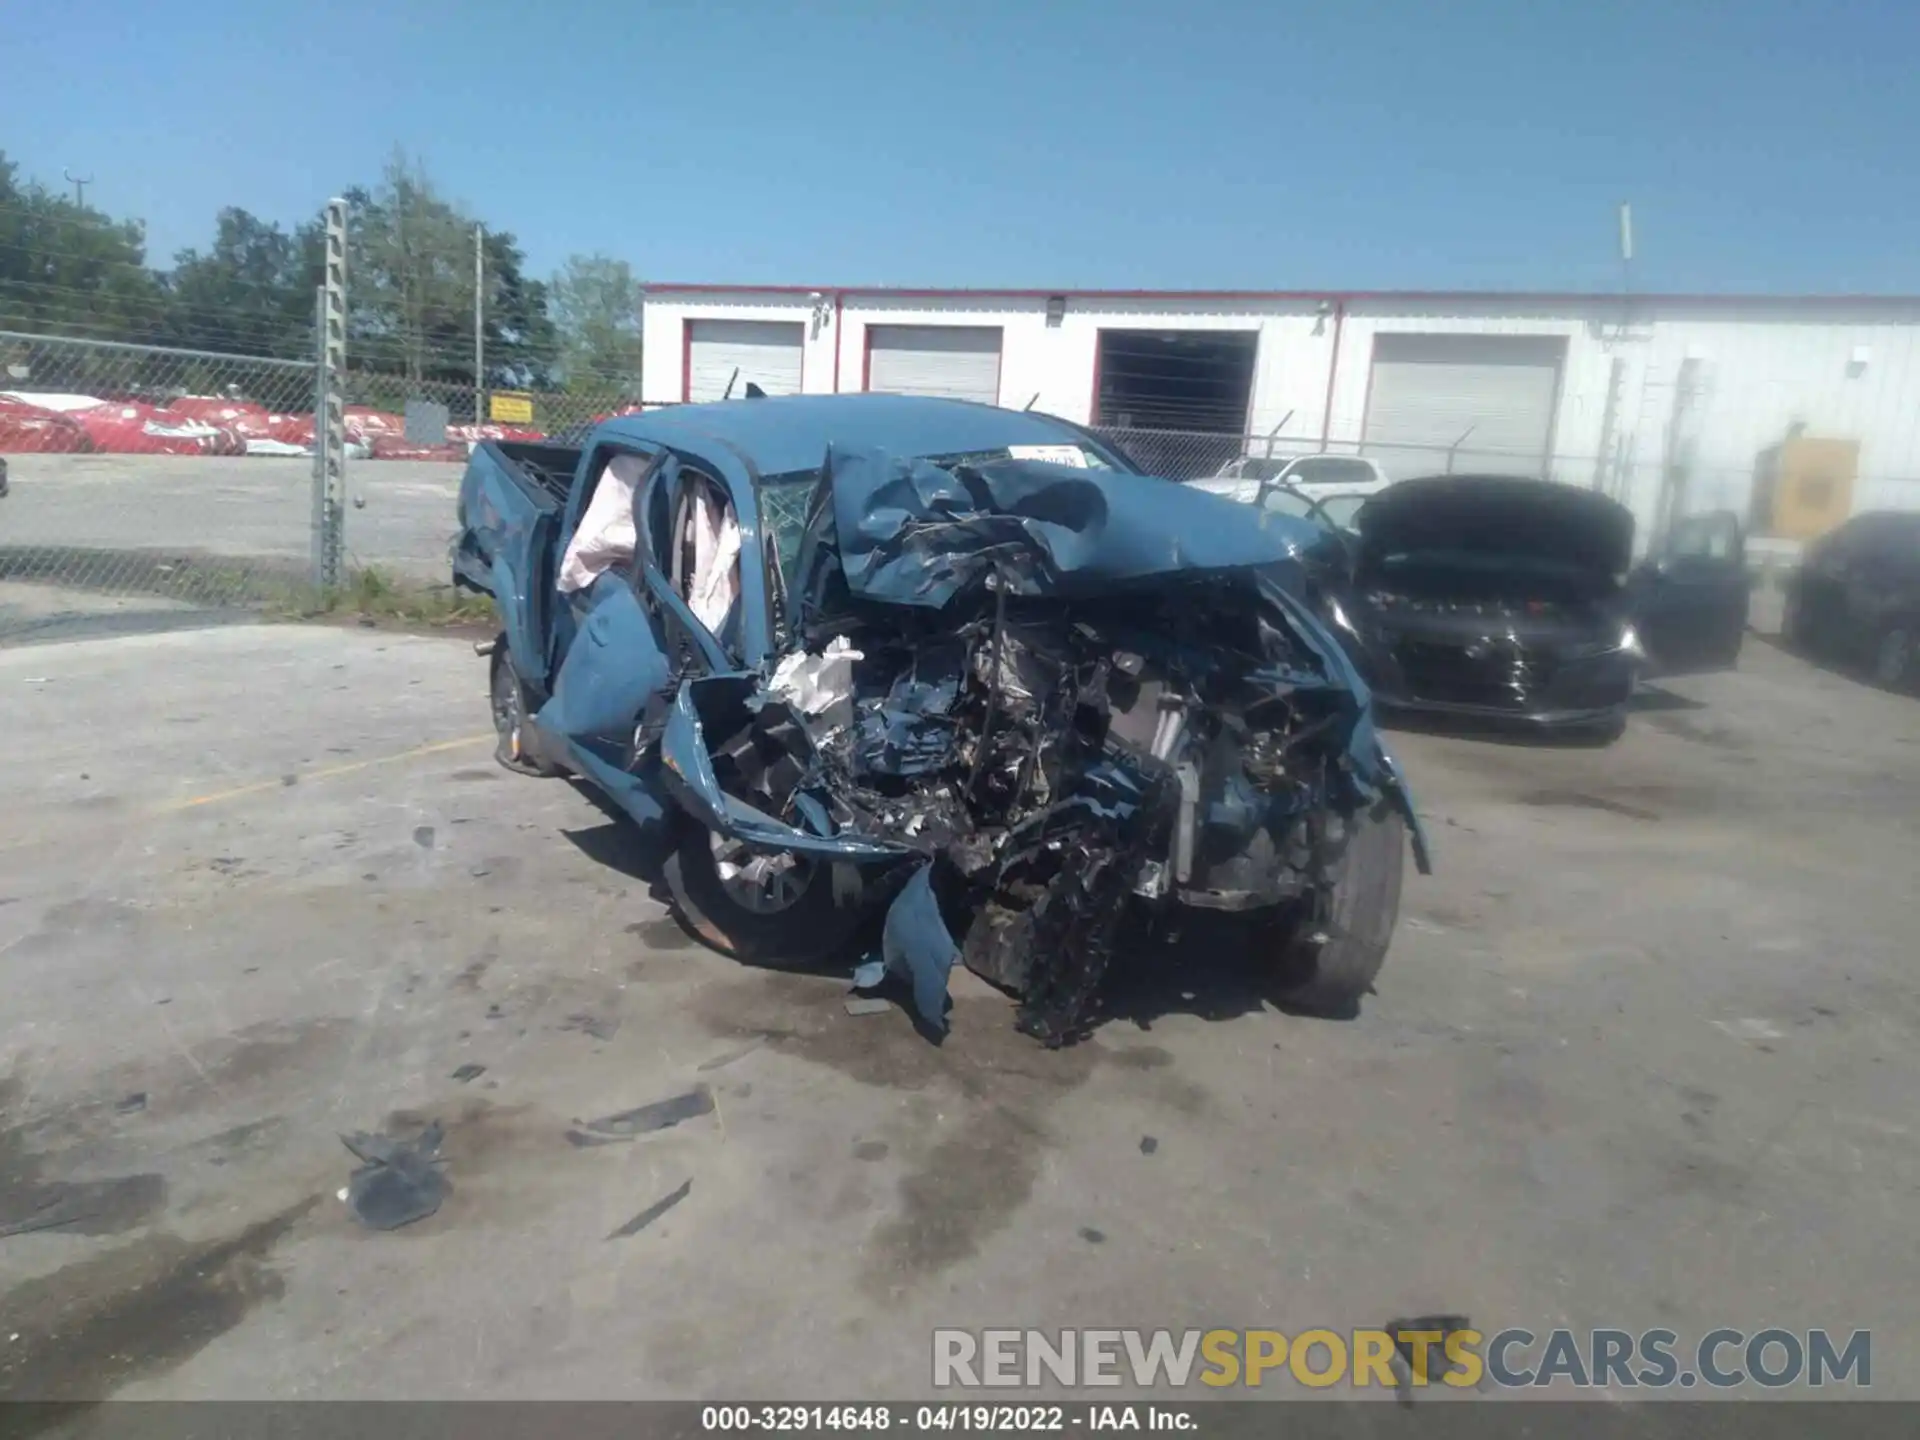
[1267,799,1406,1018]
[1872,622,1918,693]
[663,822,862,968]
[1780,580,1812,655]
[490,643,555,777]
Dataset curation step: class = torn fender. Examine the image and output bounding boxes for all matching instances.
[878,864,959,1035]
[656,676,912,864]
[656,674,960,1032]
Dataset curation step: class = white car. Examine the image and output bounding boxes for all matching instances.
[1190,454,1393,531]
[1211,453,1391,490]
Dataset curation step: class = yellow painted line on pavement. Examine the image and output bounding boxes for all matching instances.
[155,734,494,814]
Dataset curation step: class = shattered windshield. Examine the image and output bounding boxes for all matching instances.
[758,473,818,587]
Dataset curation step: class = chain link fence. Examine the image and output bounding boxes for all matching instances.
[1,330,322,640]
[0,327,666,641]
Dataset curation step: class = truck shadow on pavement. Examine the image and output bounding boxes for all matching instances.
[556,779,1356,1042]
[1100,909,1337,1032]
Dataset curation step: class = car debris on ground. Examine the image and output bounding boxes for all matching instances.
[606,1179,692,1241]
[339,1122,447,1231]
[564,1086,715,1148]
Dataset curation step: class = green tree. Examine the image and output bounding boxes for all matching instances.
[0,150,169,343]
[163,207,323,357]
[345,150,557,389]
[551,254,644,386]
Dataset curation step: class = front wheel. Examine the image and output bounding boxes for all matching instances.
[662,822,863,967]
[1265,800,1407,1017]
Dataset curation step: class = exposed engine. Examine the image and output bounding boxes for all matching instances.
[683,567,1364,1046]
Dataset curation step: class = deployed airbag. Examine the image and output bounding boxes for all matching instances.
[559,452,655,593]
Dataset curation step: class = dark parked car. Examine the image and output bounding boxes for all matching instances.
[1308,476,1748,741]
[452,394,1427,1044]
[1782,510,1920,691]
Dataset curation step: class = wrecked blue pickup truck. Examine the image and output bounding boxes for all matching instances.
[453,394,1428,1045]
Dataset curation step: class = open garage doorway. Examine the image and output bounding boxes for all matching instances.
[1094,330,1257,477]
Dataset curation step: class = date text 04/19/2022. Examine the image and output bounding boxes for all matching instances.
[699,1406,1198,1432]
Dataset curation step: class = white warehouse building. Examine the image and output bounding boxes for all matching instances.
[639,285,1920,550]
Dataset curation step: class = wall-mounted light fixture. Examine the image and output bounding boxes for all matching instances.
[1312,299,1332,337]
[808,290,831,340]
[1847,345,1871,378]
[1045,295,1067,328]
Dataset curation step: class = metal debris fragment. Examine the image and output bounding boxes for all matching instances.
[1385,1313,1476,1403]
[565,1086,714,1147]
[339,1122,446,1230]
[606,1178,692,1240]
[696,1037,768,1072]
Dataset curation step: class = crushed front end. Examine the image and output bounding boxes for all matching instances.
[658,447,1428,1045]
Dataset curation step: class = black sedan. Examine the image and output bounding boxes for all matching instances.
[1312,476,1749,741]
[1782,510,1920,692]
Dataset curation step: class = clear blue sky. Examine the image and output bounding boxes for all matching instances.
[5,0,1916,293]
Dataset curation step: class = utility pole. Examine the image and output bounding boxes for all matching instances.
[1618,201,1635,321]
[63,169,94,207]
[473,224,486,426]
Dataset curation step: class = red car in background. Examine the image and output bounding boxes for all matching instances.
[0,392,245,455]
[73,401,247,456]
[0,395,97,454]
[169,395,318,453]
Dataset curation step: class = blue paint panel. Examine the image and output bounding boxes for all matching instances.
[880,864,960,1034]
[539,574,669,746]
[457,445,561,691]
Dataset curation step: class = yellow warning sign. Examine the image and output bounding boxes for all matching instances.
[489,392,534,424]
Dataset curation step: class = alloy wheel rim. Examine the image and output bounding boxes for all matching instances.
[491,662,523,759]
[709,833,810,915]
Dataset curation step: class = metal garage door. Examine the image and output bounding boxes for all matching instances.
[1362,334,1566,476]
[686,319,804,403]
[866,326,1003,405]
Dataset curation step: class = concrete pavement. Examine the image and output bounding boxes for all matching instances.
[1,626,1917,1402]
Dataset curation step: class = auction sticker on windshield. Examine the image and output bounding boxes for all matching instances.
[1007,444,1090,468]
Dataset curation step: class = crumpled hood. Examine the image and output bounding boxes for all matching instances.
[803,445,1335,611]
[1358,476,1635,579]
